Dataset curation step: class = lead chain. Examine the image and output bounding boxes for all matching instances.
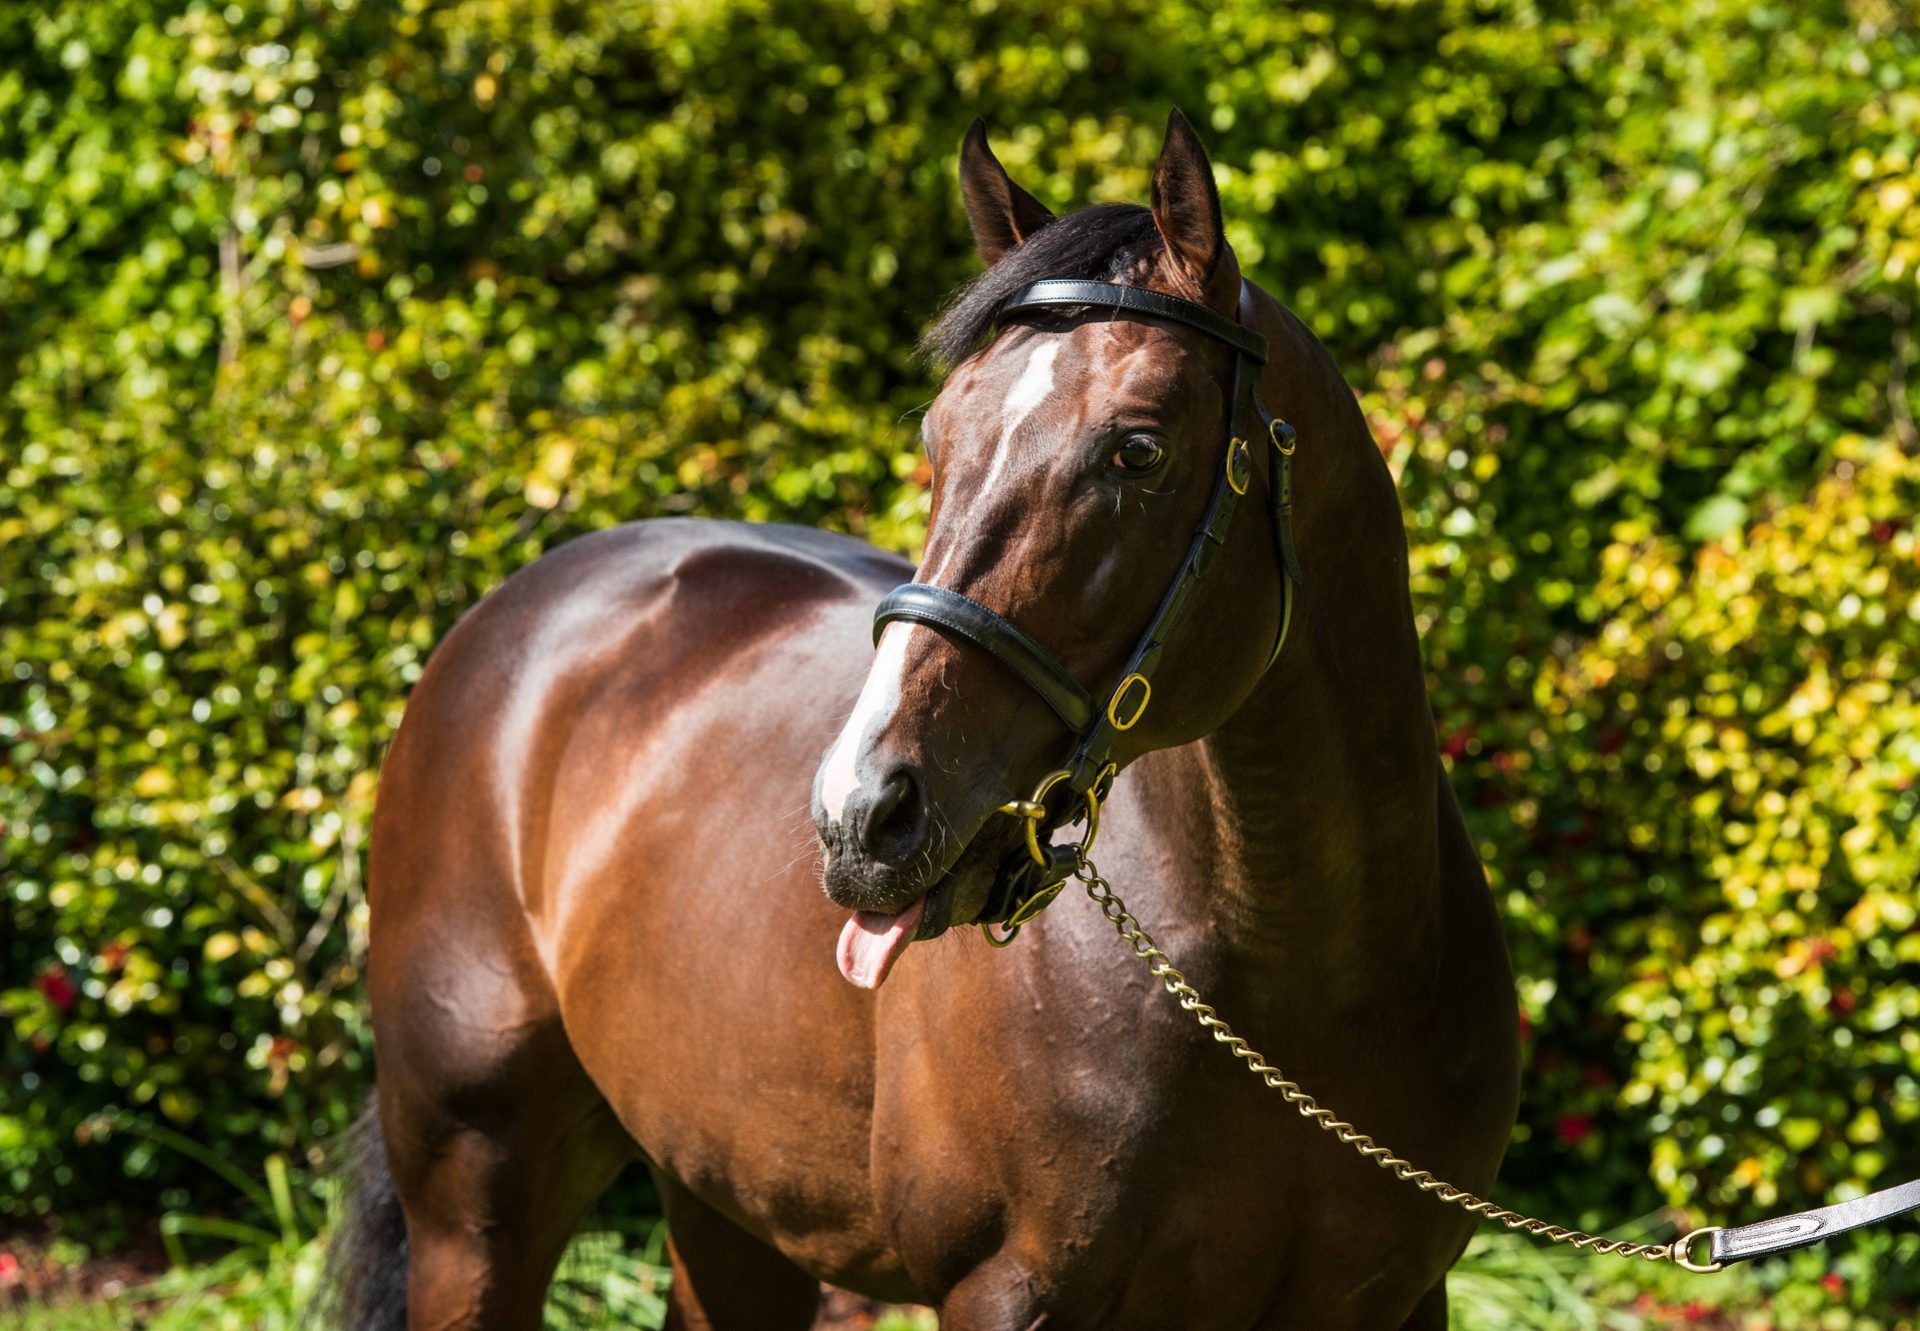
[1071,852,1694,1268]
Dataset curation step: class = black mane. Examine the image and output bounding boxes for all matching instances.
[919,203,1165,365]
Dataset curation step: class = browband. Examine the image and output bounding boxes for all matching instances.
[998,279,1268,364]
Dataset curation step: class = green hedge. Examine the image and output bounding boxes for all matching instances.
[3,0,1917,1280]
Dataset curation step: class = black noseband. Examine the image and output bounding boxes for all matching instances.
[870,276,1305,927]
[870,584,1095,733]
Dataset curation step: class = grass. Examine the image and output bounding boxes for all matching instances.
[3,1129,1911,1331]
[7,1227,1911,1331]
[1447,1224,1919,1331]
[0,1221,673,1331]
[0,1114,683,1331]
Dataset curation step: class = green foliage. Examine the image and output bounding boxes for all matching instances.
[0,1153,670,1331]
[2,0,1917,1311]
[544,1221,672,1330]
[1446,1229,1920,1330]
[1448,1232,1609,1331]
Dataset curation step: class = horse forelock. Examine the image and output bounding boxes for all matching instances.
[920,203,1170,366]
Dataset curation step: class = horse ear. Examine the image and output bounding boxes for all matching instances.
[1149,108,1226,290]
[959,119,1055,266]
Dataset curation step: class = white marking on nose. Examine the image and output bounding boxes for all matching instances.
[818,624,915,823]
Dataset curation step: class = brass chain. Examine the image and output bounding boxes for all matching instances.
[1069,849,1709,1269]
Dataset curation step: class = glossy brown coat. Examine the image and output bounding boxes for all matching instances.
[347,114,1520,1331]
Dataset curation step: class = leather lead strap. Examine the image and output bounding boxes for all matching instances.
[1710,1177,1920,1266]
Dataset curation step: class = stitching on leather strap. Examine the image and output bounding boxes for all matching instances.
[873,585,1095,732]
[998,279,1268,364]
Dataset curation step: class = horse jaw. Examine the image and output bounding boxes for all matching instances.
[835,896,927,989]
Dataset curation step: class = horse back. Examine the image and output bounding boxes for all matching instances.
[366,519,915,1261]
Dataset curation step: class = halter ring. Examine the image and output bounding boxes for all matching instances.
[997,763,1116,871]
[999,768,1074,869]
[1670,1229,1725,1275]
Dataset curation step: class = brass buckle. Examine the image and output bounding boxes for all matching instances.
[981,869,1069,950]
[998,768,1074,869]
[1106,673,1150,731]
[1670,1228,1724,1275]
[1075,763,1116,860]
[986,763,1119,945]
[1226,437,1252,494]
[1006,881,1064,929]
[996,765,1113,869]
[1269,418,1297,456]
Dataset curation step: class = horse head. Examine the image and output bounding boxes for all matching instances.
[813,112,1294,986]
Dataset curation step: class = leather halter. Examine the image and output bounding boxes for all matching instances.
[871,278,1304,925]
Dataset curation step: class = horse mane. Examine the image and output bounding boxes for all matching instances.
[919,203,1168,366]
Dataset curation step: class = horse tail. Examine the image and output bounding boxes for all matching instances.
[310,1095,409,1331]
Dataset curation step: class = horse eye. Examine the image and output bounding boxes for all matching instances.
[1109,433,1165,474]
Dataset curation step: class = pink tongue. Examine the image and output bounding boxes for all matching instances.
[836,897,927,989]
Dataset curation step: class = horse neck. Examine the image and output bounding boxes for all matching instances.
[1192,295,1446,1009]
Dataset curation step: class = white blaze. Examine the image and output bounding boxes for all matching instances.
[977,340,1060,495]
[823,341,1063,823]
[928,340,1061,585]
[818,623,915,822]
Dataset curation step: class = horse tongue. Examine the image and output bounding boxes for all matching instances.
[836,897,927,990]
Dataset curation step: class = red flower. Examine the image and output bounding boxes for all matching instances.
[34,968,75,1013]
[0,1251,21,1286]
[1822,1271,1846,1298]
[1555,1112,1594,1147]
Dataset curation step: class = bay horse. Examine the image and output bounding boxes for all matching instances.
[323,111,1520,1330]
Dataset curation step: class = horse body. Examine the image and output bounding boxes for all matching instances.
[342,114,1520,1331]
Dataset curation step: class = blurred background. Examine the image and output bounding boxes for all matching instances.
[2,0,1917,1327]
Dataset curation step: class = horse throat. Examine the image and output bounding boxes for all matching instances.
[1197,376,1446,1005]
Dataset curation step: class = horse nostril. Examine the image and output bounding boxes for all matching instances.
[859,766,929,864]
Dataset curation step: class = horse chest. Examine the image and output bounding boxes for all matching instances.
[852,923,1491,1323]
